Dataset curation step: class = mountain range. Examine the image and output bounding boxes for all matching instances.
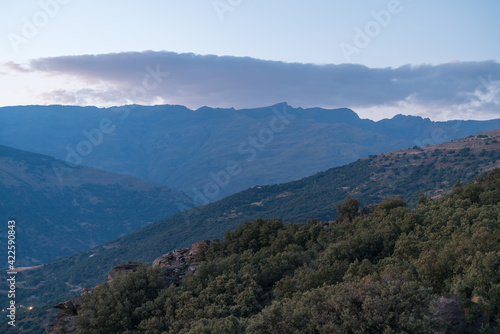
[2,103,500,202]
[3,103,500,333]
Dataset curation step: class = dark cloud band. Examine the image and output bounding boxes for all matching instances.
[6,51,500,117]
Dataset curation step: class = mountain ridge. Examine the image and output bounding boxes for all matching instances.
[1,103,499,201]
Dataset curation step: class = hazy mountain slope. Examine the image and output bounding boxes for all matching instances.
[0,145,193,266]
[10,130,500,310]
[1,103,499,201]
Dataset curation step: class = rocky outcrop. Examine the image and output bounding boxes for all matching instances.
[46,297,82,334]
[107,261,142,282]
[152,240,210,285]
[46,241,211,333]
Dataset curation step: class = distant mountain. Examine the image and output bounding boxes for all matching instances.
[1,103,500,202]
[0,145,193,266]
[9,130,500,311]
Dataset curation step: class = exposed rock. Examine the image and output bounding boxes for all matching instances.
[191,240,211,254]
[152,240,210,285]
[46,297,82,334]
[107,261,142,282]
[47,241,211,333]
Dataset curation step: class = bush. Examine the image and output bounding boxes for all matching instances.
[248,268,447,334]
[76,266,167,333]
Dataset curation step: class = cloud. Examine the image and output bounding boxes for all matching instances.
[3,61,33,73]
[6,51,500,119]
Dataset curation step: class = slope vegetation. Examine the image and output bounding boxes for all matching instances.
[8,130,500,314]
[26,167,500,333]
[74,167,500,333]
[0,145,193,266]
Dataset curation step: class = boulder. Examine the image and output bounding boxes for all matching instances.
[46,297,82,333]
[107,261,142,282]
[152,240,210,284]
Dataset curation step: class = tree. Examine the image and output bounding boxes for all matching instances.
[336,196,360,222]
[248,268,447,334]
[76,266,166,333]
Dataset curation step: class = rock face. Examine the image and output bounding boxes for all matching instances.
[46,297,82,334]
[152,240,211,285]
[107,261,142,282]
[46,241,211,333]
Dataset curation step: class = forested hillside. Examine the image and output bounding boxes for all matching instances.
[4,130,500,334]
[71,168,500,333]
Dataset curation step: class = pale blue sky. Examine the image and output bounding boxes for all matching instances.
[2,0,499,66]
[1,0,499,120]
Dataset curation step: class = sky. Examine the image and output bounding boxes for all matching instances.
[0,0,499,120]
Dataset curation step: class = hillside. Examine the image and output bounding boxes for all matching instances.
[0,145,193,266]
[1,103,500,201]
[65,168,500,333]
[13,161,500,333]
[7,130,500,317]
